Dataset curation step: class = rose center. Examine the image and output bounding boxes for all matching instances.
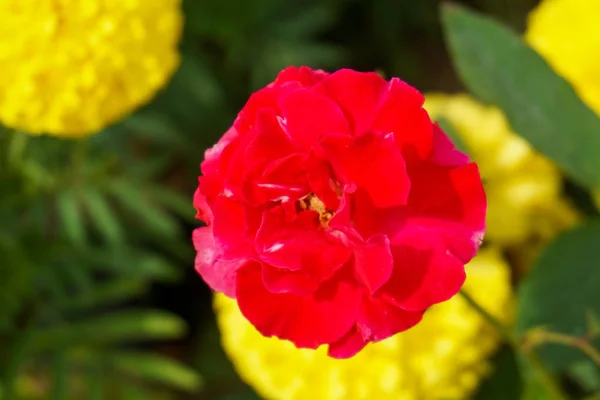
[297,193,334,226]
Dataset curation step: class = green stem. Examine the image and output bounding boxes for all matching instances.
[458,290,568,400]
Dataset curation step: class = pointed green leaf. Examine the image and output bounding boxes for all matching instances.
[441,3,600,187]
[81,189,124,244]
[56,189,86,246]
[110,351,202,392]
[108,180,179,237]
[31,310,187,352]
[54,279,147,313]
[517,219,600,371]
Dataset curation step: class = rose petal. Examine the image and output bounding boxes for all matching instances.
[320,132,411,208]
[255,206,352,284]
[235,84,301,132]
[244,153,309,205]
[352,234,394,295]
[201,126,240,176]
[373,78,434,160]
[193,227,246,298]
[212,196,255,259]
[357,296,424,342]
[278,89,351,151]
[236,264,362,348]
[407,162,486,238]
[330,188,408,240]
[273,66,329,88]
[379,219,469,311]
[305,154,341,211]
[327,326,368,359]
[245,108,296,168]
[262,263,319,295]
[222,131,257,199]
[430,123,470,167]
[315,69,388,135]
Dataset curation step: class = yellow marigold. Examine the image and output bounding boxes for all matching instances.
[215,248,513,400]
[424,94,579,247]
[0,0,182,137]
[526,0,600,115]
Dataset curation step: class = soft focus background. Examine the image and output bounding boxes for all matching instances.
[2,0,599,399]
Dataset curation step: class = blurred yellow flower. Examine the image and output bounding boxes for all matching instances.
[526,0,600,115]
[425,94,579,248]
[0,0,182,137]
[215,248,513,400]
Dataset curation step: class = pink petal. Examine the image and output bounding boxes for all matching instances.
[262,263,319,295]
[244,153,309,205]
[201,126,240,176]
[222,132,257,199]
[320,132,411,208]
[352,234,394,295]
[192,227,246,298]
[315,69,388,135]
[236,264,362,348]
[192,186,212,225]
[245,108,296,168]
[212,196,255,259]
[328,326,368,359]
[407,162,486,238]
[255,206,352,284]
[235,84,300,133]
[273,66,329,88]
[305,154,341,211]
[380,219,468,311]
[330,188,407,240]
[430,123,470,167]
[357,296,424,341]
[278,89,351,151]
[373,78,434,161]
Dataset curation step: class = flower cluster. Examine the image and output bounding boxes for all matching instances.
[0,0,182,136]
[215,248,513,400]
[194,66,486,358]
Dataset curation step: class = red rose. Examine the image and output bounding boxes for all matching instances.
[193,67,486,358]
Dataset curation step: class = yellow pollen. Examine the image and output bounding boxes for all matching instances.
[298,194,334,226]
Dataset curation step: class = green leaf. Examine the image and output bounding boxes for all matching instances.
[50,352,68,400]
[108,180,180,237]
[121,113,186,148]
[473,346,523,400]
[53,279,147,313]
[56,189,86,246]
[587,310,600,339]
[85,248,180,282]
[31,310,187,352]
[441,3,600,187]
[146,184,196,222]
[568,361,600,392]
[436,116,470,155]
[81,189,124,245]
[109,351,202,392]
[86,361,105,400]
[517,219,600,371]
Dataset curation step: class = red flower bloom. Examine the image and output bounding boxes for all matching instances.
[193,67,486,358]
